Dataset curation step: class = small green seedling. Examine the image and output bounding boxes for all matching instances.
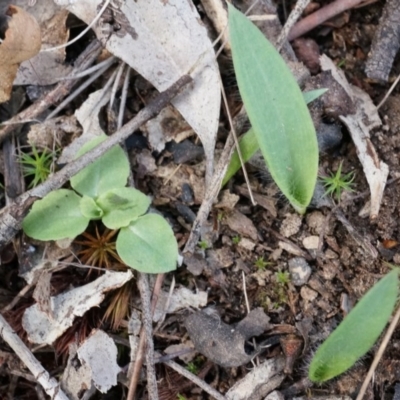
[232,235,241,245]
[22,135,178,274]
[20,145,56,188]
[228,5,319,214]
[309,268,399,382]
[275,270,290,285]
[255,256,269,270]
[198,240,209,250]
[321,161,355,201]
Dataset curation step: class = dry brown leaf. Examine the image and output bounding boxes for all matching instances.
[0,5,41,103]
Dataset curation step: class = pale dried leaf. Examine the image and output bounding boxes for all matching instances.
[0,5,41,103]
[54,0,220,181]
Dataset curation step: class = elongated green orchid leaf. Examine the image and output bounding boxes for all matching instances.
[117,214,178,273]
[228,5,318,213]
[98,187,151,229]
[223,89,327,187]
[309,268,399,382]
[70,135,130,198]
[23,189,90,240]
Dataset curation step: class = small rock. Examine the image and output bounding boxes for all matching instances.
[300,286,318,302]
[280,214,302,238]
[238,237,256,251]
[288,257,312,286]
[306,211,326,234]
[225,210,258,241]
[302,236,319,250]
[264,391,284,400]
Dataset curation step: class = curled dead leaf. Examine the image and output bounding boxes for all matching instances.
[0,5,41,103]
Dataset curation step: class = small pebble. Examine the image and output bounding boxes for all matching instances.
[302,236,319,250]
[280,214,302,238]
[300,286,318,301]
[288,257,312,286]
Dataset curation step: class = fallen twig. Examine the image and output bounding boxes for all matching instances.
[127,273,165,400]
[0,40,103,144]
[356,302,400,400]
[138,273,158,400]
[0,74,192,250]
[0,314,69,399]
[164,360,227,400]
[288,0,364,41]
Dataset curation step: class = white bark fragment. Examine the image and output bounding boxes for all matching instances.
[22,270,133,345]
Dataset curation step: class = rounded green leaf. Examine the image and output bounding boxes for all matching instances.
[309,268,399,382]
[98,187,151,229]
[23,189,89,241]
[116,214,178,273]
[70,135,130,198]
[80,196,104,220]
[228,5,319,213]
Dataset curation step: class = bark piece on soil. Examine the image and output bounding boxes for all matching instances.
[62,330,120,398]
[321,55,389,220]
[225,209,258,241]
[365,0,400,82]
[185,308,271,368]
[225,357,285,400]
[22,270,133,345]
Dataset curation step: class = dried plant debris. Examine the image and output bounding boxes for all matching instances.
[58,88,112,164]
[185,308,271,367]
[321,55,389,219]
[13,0,71,85]
[153,287,208,322]
[54,0,220,182]
[365,0,400,82]
[0,5,41,103]
[226,357,285,400]
[62,330,120,398]
[22,271,133,345]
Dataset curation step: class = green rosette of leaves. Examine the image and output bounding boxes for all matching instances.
[228,5,319,213]
[22,135,178,274]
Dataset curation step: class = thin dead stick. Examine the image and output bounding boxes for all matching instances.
[288,0,364,41]
[0,314,69,399]
[183,132,235,254]
[220,82,255,206]
[136,273,158,400]
[276,0,311,50]
[356,302,400,400]
[377,71,400,109]
[0,40,103,144]
[127,273,165,400]
[164,360,227,400]
[0,74,192,250]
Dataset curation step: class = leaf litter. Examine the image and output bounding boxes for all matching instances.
[0,0,400,399]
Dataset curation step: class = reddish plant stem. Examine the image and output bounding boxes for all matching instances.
[288,0,364,41]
